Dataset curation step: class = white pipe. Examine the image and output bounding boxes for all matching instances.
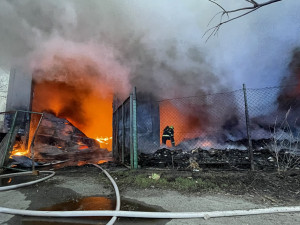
[0,206,300,219]
[1,168,300,221]
[0,165,120,225]
[0,171,55,191]
[91,164,120,225]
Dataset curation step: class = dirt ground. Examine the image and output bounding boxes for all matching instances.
[0,165,300,225]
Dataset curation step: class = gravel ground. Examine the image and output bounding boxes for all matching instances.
[0,166,300,225]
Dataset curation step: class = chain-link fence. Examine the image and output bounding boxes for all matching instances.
[159,90,247,151]
[247,86,300,170]
[113,85,300,170]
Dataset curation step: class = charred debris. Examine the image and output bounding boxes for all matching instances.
[139,143,300,171]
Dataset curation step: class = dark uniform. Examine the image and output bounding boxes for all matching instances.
[162,126,175,147]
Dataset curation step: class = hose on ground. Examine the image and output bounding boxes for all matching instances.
[91,164,120,225]
[0,165,120,225]
[1,167,300,221]
[0,171,55,191]
[0,205,300,219]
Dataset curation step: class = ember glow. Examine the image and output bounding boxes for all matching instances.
[198,140,213,149]
[10,141,29,157]
[78,145,89,150]
[11,148,29,157]
[77,161,86,166]
[97,159,108,164]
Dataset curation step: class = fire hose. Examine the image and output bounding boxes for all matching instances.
[0,171,55,191]
[1,167,300,222]
[0,164,120,225]
[91,164,120,225]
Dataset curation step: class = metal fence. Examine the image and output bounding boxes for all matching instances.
[113,97,130,164]
[159,89,247,151]
[0,111,43,170]
[113,89,160,168]
[113,85,300,170]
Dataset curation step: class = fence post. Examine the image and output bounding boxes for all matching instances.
[1,111,18,167]
[122,103,125,164]
[116,107,119,161]
[112,110,116,159]
[130,91,133,169]
[132,87,138,169]
[243,84,254,171]
[30,113,44,172]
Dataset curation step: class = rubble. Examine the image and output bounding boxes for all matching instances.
[10,156,39,168]
[139,147,294,170]
[31,113,110,162]
[3,112,112,169]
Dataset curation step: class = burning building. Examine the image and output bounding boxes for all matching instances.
[1,59,120,167]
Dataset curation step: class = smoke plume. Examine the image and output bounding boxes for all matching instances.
[1,0,300,96]
[1,0,300,143]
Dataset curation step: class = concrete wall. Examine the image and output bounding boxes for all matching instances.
[5,68,32,112]
[0,68,9,132]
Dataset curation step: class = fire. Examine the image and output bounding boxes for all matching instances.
[160,101,207,147]
[10,141,29,157]
[96,136,112,147]
[77,141,89,150]
[12,151,28,156]
[11,147,29,157]
[77,161,86,166]
[79,145,89,150]
[31,56,115,151]
[199,140,212,149]
[97,160,108,164]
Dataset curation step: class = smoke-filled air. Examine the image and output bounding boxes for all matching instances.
[1,0,300,148]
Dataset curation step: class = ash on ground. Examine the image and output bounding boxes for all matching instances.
[139,147,300,171]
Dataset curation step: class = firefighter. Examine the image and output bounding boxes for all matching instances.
[162,125,175,147]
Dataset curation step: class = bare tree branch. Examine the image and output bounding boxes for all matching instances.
[205,0,283,41]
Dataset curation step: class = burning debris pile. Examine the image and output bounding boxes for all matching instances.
[139,147,300,171]
[9,112,111,167]
[34,113,111,162]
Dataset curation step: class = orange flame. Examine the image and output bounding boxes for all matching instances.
[78,145,89,150]
[97,159,108,164]
[10,142,29,157]
[160,101,205,147]
[77,161,86,166]
[32,57,115,150]
[96,136,112,149]
[11,149,29,157]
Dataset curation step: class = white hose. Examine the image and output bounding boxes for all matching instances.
[0,165,120,225]
[1,168,300,221]
[0,171,55,191]
[91,164,120,225]
[0,206,300,219]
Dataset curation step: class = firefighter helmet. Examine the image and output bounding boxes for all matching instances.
[169,126,174,129]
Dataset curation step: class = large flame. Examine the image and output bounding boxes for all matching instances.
[10,114,43,157]
[160,101,207,147]
[31,57,115,150]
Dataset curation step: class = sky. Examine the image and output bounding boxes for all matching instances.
[0,0,299,99]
